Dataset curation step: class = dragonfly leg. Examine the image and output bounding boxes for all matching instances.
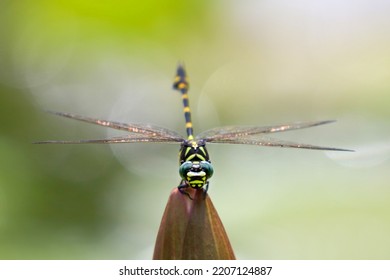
[178,181,193,200]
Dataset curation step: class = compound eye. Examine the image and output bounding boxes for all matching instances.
[200,161,214,179]
[179,161,193,179]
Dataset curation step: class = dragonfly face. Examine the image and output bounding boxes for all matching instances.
[178,139,213,189]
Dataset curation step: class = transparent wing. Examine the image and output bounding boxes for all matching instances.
[34,136,183,144]
[197,120,353,152]
[36,111,185,144]
[196,120,335,141]
[206,136,354,152]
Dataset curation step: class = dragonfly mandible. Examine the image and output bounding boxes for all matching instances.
[36,64,353,198]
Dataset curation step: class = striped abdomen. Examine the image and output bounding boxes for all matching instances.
[173,64,194,140]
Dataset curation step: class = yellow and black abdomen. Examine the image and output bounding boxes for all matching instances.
[173,64,194,140]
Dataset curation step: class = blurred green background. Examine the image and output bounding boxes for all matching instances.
[1,0,389,259]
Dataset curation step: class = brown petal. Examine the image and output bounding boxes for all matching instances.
[153,187,235,260]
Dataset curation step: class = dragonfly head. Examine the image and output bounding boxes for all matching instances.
[179,160,214,189]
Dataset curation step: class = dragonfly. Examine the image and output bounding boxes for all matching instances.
[36,64,353,198]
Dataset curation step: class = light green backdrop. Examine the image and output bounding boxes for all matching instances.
[0,0,389,259]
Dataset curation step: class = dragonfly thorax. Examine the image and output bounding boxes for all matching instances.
[179,139,209,163]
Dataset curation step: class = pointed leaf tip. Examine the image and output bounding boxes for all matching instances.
[153,188,235,260]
